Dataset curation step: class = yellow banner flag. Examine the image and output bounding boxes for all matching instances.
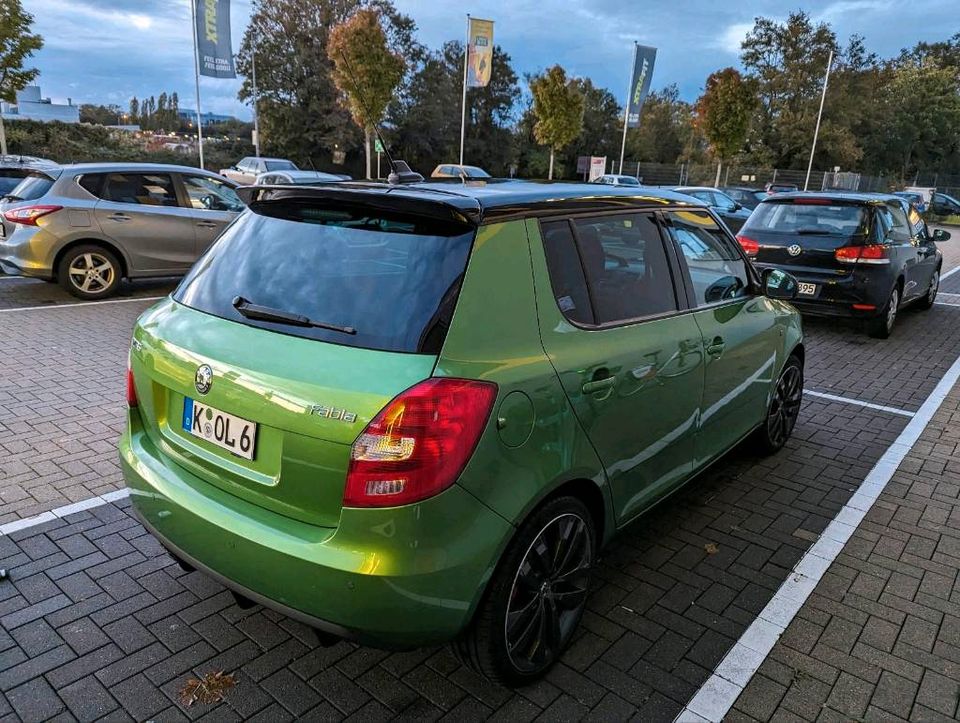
[467,18,494,88]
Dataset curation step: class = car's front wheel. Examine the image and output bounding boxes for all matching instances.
[917,268,939,310]
[755,354,803,455]
[455,496,595,686]
[868,285,900,339]
[57,245,121,300]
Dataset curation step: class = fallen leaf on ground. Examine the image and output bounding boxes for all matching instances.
[179,670,236,707]
[704,543,719,555]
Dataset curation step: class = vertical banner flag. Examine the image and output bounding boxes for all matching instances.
[195,0,236,78]
[626,45,657,127]
[466,18,494,88]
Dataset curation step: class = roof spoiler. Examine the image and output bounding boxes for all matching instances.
[237,184,481,225]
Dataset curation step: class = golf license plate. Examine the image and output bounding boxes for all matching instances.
[797,282,817,296]
[182,398,257,460]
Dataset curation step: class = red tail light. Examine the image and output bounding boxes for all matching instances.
[835,244,890,265]
[736,235,759,257]
[2,205,62,225]
[126,362,138,407]
[344,378,497,508]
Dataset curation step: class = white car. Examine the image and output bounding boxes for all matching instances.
[255,170,350,185]
[220,157,298,185]
[590,174,642,187]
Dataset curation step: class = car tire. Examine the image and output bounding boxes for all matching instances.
[867,285,899,339]
[754,354,803,455]
[916,268,939,310]
[57,245,121,300]
[454,495,596,687]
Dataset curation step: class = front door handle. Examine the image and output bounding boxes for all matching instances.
[582,375,616,395]
[705,336,726,358]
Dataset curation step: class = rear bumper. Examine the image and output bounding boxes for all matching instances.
[0,225,55,279]
[119,410,514,648]
[755,263,892,318]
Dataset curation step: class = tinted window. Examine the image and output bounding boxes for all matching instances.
[714,191,738,210]
[265,160,296,171]
[6,173,54,201]
[746,201,867,236]
[667,210,750,306]
[573,214,677,323]
[174,202,474,353]
[102,173,178,206]
[182,175,244,212]
[616,177,640,187]
[877,203,911,242]
[540,220,592,325]
[78,173,105,197]
[0,169,29,195]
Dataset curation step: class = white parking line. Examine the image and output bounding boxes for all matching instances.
[940,265,960,281]
[0,489,130,537]
[934,301,960,308]
[677,351,960,722]
[0,295,165,313]
[803,389,915,417]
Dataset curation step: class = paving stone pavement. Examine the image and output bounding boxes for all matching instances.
[1,268,960,720]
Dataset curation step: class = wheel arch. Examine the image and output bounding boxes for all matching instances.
[53,238,130,279]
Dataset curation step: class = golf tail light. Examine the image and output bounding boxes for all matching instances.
[835,244,890,264]
[736,235,759,257]
[126,364,138,408]
[2,205,62,226]
[344,378,497,508]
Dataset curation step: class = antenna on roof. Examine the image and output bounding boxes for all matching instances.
[337,49,423,185]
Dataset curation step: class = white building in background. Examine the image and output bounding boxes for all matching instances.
[0,86,80,123]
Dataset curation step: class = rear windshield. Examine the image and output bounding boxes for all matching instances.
[6,173,55,201]
[0,169,30,195]
[746,201,868,236]
[173,201,475,354]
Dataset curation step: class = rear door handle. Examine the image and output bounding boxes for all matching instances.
[107,213,130,222]
[705,336,726,358]
[196,221,218,228]
[582,376,616,395]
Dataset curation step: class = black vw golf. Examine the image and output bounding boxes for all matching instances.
[736,192,950,338]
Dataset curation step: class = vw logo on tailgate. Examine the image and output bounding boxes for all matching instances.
[787,244,802,257]
[195,364,213,395]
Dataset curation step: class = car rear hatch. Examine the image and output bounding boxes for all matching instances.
[738,197,870,273]
[131,187,479,528]
[0,169,60,239]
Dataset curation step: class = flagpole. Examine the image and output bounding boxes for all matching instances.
[618,42,638,175]
[804,49,832,191]
[189,0,206,169]
[459,13,470,166]
[251,31,261,158]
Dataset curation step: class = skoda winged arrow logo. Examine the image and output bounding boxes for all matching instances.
[195,365,213,395]
[787,244,802,257]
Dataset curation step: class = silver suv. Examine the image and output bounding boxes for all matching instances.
[0,163,244,299]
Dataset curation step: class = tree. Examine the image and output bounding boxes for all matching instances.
[529,65,584,179]
[235,0,418,173]
[559,78,621,178]
[626,84,697,165]
[0,0,43,155]
[694,68,756,185]
[328,9,405,178]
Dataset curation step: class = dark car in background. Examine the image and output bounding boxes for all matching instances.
[736,192,949,338]
[931,192,960,217]
[723,186,766,210]
[894,190,928,214]
[674,186,753,232]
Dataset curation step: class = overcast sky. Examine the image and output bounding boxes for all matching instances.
[20,0,957,120]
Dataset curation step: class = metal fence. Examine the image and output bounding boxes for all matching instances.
[611,160,960,198]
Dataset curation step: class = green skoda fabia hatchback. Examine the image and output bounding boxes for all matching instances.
[121,180,804,685]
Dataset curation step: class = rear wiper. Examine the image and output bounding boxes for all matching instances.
[232,296,357,335]
[1,194,22,202]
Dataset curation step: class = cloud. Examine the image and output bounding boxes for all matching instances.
[711,21,756,54]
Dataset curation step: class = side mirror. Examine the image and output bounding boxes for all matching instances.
[763,268,798,301]
[933,228,951,242]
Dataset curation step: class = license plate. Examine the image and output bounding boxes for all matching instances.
[797,282,817,296]
[182,398,257,460]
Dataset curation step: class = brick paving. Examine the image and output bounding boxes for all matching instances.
[0,272,959,720]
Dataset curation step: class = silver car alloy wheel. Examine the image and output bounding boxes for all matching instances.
[886,287,899,333]
[928,270,939,304]
[68,252,116,295]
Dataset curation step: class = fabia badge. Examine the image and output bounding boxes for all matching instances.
[195,364,213,395]
[787,244,802,257]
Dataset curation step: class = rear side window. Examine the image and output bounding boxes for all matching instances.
[747,201,867,236]
[540,220,592,325]
[174,201,475,353]
[876,203,911,242]
[101,173,178,207]
[667,210,750,307]
[7,173,54,201]
[265,160,296,172]
[78,173,105,198]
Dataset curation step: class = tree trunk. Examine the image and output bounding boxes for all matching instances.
[364,127,372,180]
[714,160,722,188]
[0,115,7,157]
[548,148,555,180]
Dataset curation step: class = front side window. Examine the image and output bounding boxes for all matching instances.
[102,173,178,207]
[182,175,245,212]
[667,210,750,306]
[573,214,678,324]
